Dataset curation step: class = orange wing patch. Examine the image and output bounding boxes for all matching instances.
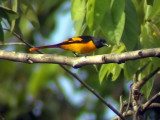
[71,37,83,42]
[63,37,83,43]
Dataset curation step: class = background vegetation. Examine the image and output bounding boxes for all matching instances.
[0,0,160,120]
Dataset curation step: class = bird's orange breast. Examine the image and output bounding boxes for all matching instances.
[60,40,97,53]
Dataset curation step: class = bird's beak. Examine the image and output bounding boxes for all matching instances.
[102,43,111,47]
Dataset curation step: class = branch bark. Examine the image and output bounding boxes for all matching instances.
[142,92,160,112]
[112,103,160,120]
[112,110,133,120]
[0,48,160,68]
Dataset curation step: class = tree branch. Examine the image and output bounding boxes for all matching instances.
[147,103,160,109]
[112,103,160,120]
[112,110,133,120]
[0,42,26,46]
[0,48,160,68]
[142,92,160,112]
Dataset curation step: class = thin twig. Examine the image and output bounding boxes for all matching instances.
[0,42,26,46]
[125,88,132,117]
[120,96,124,114]
[118,96,124,120]
[147,103,160,109]
[2,28,126,120]
[136,67,160,90]
[142,92,160,112]
[62,65,126,120]
[3,28,34,48]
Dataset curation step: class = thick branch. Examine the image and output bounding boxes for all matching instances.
[0,48,160,68]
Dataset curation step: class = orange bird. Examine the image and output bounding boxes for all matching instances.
[29,36,108,54]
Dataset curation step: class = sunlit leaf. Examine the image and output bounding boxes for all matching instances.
[147,0,160,19]
[99,45,125,83]
[112,64,122,81]
[11,0,18,32]
[71,0,86,35]
[86,0,109,31]
[86,0,95,30]
[140,23,160,48]
[99,64,108,84]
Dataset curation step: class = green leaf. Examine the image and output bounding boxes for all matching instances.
[99,63,114,84]
[131,0,145,24]
[0,23,4,43]
[121,0,139,51]
[99,64,109,84]
[71,0,86,20]
[86,0,95,30]
[20,1,40,29]
[141,76,154,99]
[140,63,155,99]
[86,0,109,31]
[99,45,125,83]
[140,23,160,48]
[11,0,18,32]
[112,64,122,81]
[147,0,160,19]
[71,0,86,35]
[124,60,139,80]
[99,63,123,83]
[94,0,109,29]
[0,5,19,21]
[151,58,160,70]
[101,0,125,45]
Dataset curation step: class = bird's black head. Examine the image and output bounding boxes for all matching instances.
[92,37,107,48]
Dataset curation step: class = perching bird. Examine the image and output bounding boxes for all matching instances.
[29,36,108,54]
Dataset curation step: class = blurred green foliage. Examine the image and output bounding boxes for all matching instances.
[0,0,160,119]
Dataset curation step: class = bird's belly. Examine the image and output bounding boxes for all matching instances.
[60,41,97,53]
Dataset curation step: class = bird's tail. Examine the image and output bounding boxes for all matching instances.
[29,43,61,52]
